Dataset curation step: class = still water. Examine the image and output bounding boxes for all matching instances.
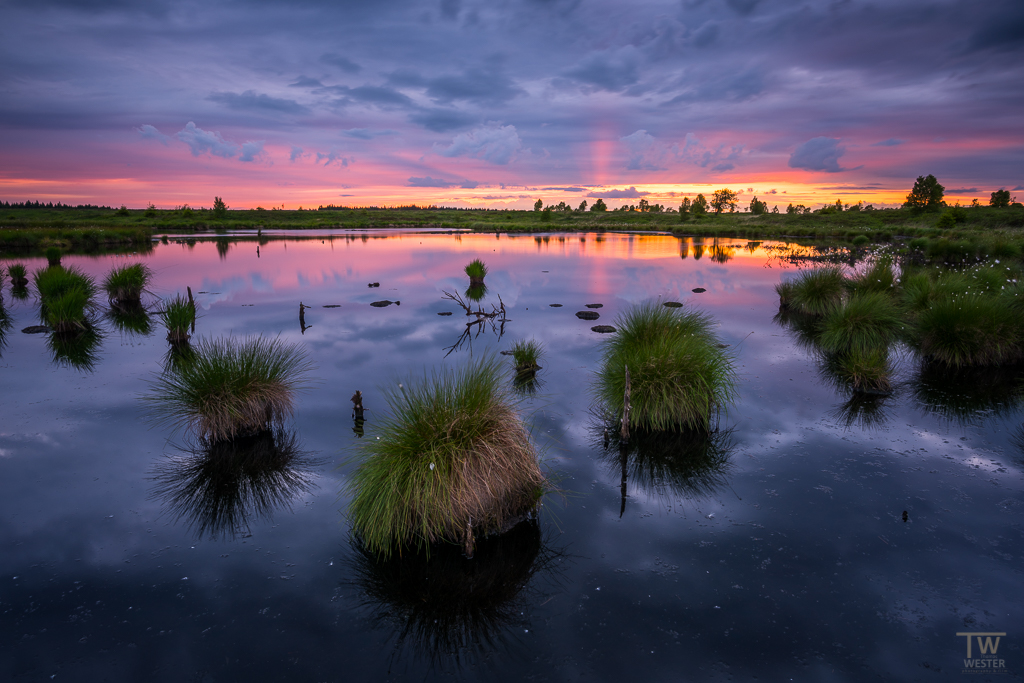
[1,231,1021,682]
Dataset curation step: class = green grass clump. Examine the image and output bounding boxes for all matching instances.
[103,262,152,304]
[849,260,896,294]
[508,339,543,375]
[596,302,736,432]
[818,292,904,354]
[774,280,796,309]
[45,246,62,266]
[143,335,313,442]
[347,356,546,557]
[8,263,28,286]
[789,267,846,316]
[901,271,936,312]
[914,294,1024,367]
[464,259,488,284]
[33,265,97,334]
[159,294,196,344]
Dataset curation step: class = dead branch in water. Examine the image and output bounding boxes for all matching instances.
[441,290,510,357]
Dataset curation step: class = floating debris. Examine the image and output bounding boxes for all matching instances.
[663,301,683,308]
[576,311,600,320]
[370,300,400,307]
[586,303,603,309]
[437,311,453,316]
[368,282,380,288]
[549,304,563,307]
[22,325,50,334]
[692,288,707,293]
[592,325,616,333]
[323,305,341,308]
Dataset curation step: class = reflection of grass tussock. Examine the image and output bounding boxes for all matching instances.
[594,417,734,503]
[911,362,1024,425]
[0,304,11,358]
[108,302,153,336]
[348,518,561,669]
[465,282,487,302]
[149,429,316,539]
[827,393,893,430]
[47,325,103,371]
[347,356,547,557]
[820,347,895,395]
[103,262,151,305]
[142,335,313,442]
[596,302,736,432]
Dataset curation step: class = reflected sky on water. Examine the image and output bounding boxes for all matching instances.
[0,231,1021,681]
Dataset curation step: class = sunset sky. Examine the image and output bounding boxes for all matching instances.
[2,0,1022,210]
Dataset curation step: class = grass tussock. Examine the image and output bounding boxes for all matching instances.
[788,267,846,316]
[774,280,796,309]
[915,294,1024,367]
[7,263,28,287]
[33,265,97,334]
[159,294,196,344]
[143,335,314,442]
[818,292,904,354]
[596,302,736,432]
[508,339,543,376]
[103,262,152,305]
[849,260,896,294]
[464,259,488,284]
[346,356,547,558]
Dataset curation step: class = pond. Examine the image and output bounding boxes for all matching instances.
[1,231,1021,681]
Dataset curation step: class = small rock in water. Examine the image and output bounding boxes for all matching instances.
[692,287,707,293]
[22,325,50,334]
[370,300,399,307]
[437,311,453,316]
[585,303,603,308]
[591,325,616,333]
[323,304,341,308]
[663,301,683,308]
[549,303,563,307]
[367,282,380,288]
[576,311,600,320]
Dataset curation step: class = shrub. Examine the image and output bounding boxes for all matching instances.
[103,262,152,305]
[914,294,1024,367]
[851,234,869,246]
[464,259,488,284]
[142,335,313,442]
[159,294,195,344]
[818,292,904,354]
[595,302,736,432]
[346,356,546,557]
[789,267,846,316]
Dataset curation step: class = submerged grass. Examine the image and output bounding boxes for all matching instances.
[596,302,736,432]
[103,262,152,304]
[346,355,546,558]
[142,335,314,442]
[788,267,846,316]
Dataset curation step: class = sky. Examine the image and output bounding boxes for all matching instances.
[1,0,1022,210]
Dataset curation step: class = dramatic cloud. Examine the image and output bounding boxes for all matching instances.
[621,130,667,171]
[175,122,241,159]
[587,187,650,199]
[788,137,847,173]
[436,124,521,165]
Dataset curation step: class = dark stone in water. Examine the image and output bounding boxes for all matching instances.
[22,325,50,334]
[576,311,600,320]
[437,311,453,316]
[549,304,563,307]
[663,301,683,308]
[368,282,380,287]
[592,325,616,333]
[585,303,603,308]
[692,287,706,293]
[323,305,341,308]
[370,300,399,307]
